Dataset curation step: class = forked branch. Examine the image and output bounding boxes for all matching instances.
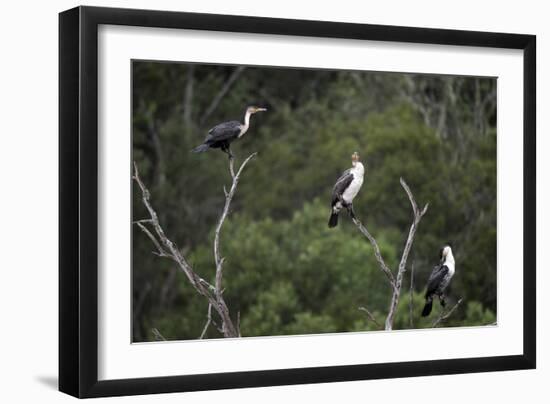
[353,178,428,331]
[432,298,464,328]
[385,178,429,330]
[358,306,382,329]
[133,153,256,339]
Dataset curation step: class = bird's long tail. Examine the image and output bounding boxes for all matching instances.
[191,144,209,153]
[421,298,433,317]
[328,212,339,228]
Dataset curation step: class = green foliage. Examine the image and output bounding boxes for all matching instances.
[132,62,497,341]
[463,301,497,326]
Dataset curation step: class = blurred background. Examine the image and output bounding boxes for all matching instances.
[132,61,496,342]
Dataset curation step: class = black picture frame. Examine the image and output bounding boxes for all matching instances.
[59,5,536,398]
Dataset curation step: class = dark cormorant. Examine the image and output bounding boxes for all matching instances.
[421,245,456,317]
[192,106,267,157]
[328,152,365,228]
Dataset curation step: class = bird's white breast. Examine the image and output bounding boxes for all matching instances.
[446,261,455,277]
[445,251,456,277]
[342,176,363,203]
[342,165,364,203]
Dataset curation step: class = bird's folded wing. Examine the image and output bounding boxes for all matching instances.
[332,170,353,197]
[205,121,242,142]
[426,265,449,293]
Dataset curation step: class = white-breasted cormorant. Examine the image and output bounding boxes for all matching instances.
[192,106,267,157]
[421,245,456,317]
[328,152,365,228]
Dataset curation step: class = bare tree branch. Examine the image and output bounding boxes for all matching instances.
[212,153,257,337]
[358,306,382,329]
[135,221,168,257]
[432,298,464,328]
[152,327,166,341]
[199,303,213,339]
[200,66,246,126]
[133,162,202,288]
[133,154,256,338]
[353,178,428,331]
[385,178,428,330]
[350,218,396,287]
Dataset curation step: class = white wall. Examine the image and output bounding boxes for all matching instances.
[0,1,546,403]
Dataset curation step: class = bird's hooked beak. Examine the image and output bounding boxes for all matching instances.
[440,246,451,262]
[254,107,267,113]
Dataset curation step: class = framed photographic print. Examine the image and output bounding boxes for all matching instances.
[59,5,536,398]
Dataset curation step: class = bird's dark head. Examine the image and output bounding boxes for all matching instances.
[246,106,268,115]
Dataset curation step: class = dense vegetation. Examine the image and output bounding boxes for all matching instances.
[132,61,497,341]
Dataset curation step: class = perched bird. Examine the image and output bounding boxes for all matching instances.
[192,105,267,158]
[421,244,456,317]
[328,152,365,228]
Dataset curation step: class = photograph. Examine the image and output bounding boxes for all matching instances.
[131,60,497,342]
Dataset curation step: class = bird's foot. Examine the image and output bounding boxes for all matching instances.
[224,148,235,160]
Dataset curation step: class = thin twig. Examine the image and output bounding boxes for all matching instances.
[199,304,213,339]
[151,328,166,341]
[350,217,396,287]
[358,306,382,329]
[133,219,153,224]
[432,298,464,328]
[135,222,169,257]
